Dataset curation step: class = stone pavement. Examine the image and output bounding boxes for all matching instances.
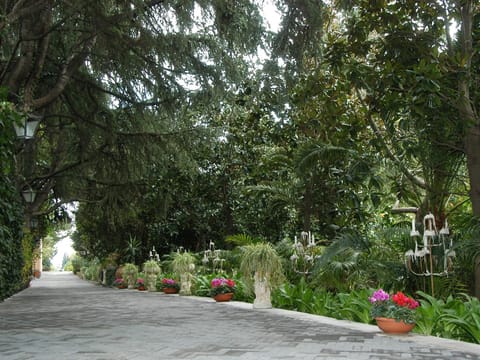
[1,272,480,360]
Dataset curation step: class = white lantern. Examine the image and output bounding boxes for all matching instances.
[21,188,37,203]
[13,115,41,139]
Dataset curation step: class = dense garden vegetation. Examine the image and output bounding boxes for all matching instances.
[2,0,480,343]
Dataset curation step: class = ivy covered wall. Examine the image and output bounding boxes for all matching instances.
[0,96,28,301]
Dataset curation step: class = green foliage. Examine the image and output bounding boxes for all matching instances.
[272,282,372,323]
[193,273,252,302]
[122,262,139,287]
[0,96,26,301]
[143,260,161,274]
[123,236,142,265]
[104,266,117,286]
[70,254,86,274]
[21,235,34,285]
[225,234,261,246]
[122,263,138,277]
[239,242,285,293]
[414,291,480,343]
[272,278,320,314]
[271,282,480,344]
[334,290,373,324]
[83,259,102,282]
[171,251,196,275]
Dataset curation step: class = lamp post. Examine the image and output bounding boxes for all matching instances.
[14,112,43,279]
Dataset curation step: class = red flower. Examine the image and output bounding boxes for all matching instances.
[392,291,419,309]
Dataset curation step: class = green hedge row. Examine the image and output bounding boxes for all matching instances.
[0,96,28,301]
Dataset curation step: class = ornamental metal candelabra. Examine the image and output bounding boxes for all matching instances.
[290,231,319,276]
[202,241,225,273]
[405,213,455,296]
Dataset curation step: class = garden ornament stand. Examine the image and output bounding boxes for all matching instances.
[202,241,225,273]
[405,213,455,296]
[290,231,319,276]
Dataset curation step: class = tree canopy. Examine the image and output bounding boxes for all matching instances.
[3,0,480,297]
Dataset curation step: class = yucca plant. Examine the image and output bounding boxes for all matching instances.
[240,242,284,309]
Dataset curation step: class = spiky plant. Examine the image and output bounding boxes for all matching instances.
[239,242,285,308]
[171,251,196,295]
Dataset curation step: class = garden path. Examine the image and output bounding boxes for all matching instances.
[1,272,480,359]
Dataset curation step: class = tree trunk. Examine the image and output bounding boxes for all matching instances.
[457,0,480,297]
[465,125,480,217]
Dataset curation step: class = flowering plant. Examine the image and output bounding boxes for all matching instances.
[113,278,126,288]
[369,289,419,324]
[210,277,236,296]
[160,278,180,290]
[135,278,145,289]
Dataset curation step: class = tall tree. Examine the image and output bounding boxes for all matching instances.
[1,0,265,225]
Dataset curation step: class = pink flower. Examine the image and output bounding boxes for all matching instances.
[369,289,389,303]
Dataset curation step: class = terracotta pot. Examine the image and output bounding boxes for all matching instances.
[375,317,415,334]
[214,292,234,302]
[163,287,179,294]
[137,286,146,291]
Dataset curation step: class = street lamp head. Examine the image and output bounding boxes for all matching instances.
[21,188,37,203]
[13,114,42,140]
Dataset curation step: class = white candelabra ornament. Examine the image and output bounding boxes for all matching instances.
[149,246,160,262]
[290,231,320,275]
[405,213,455,296]
[202,241,225,273]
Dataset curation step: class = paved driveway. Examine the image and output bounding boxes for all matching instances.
[1,272,480,359]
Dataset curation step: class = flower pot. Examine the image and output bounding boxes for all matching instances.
[137,286,146,291]
[163,287,179,294]
[375,317,415,334]
[214,293,234,302]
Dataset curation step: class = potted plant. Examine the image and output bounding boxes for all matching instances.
[369,288,420,333]
[113,278,126,289]
[122,263,138,289]
[210,277,236,302]
[159,278,180,294]
[143,260,161,291]
[135,277,146,291]
[171,251,196,295]
[239,242,284,309]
